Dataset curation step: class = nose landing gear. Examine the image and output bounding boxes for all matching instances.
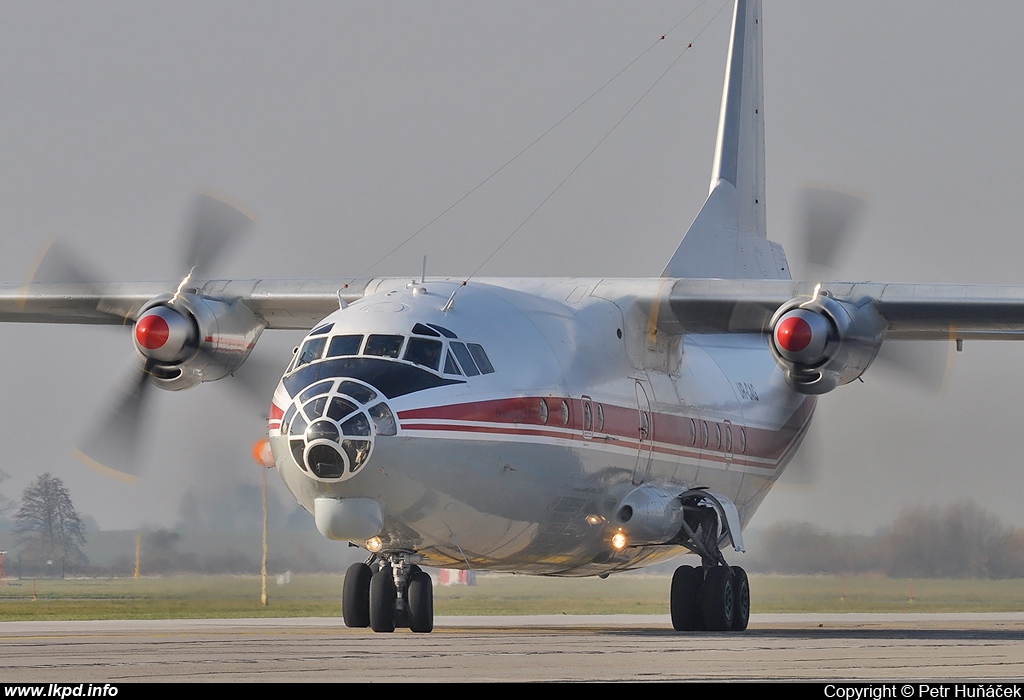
[343,553,434,633]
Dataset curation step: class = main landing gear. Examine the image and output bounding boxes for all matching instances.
[670,563,749,632]
[669,491,750,632]
[343,552,434,633]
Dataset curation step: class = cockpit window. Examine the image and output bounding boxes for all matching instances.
[337,381,377,404]
[368,403,397,436]
[327,334,363,358]
[443,349,461,375]
[450,342,480,377]
[467,343,495,374]
[309,323,334,337]
[427,323,457,339]
[364,334,404,358]
[299,380,334,403]
[327,397,357,421]
[341,413,371,437]
[295,337,327,369]
[411,323,440,337]
[404,337,442,371]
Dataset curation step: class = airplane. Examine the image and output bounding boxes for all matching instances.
[3,0,1024,635]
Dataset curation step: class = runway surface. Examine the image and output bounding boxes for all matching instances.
[4,614,1024,682]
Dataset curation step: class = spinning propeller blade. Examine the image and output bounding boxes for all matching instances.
[62,191,257,480]
[797,184,868,274]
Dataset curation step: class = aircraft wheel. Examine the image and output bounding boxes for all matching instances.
[669,564,703,631]
[369,564,397,633]
[700,565,734,631]
[730,566,750,632]
[342,562,372,628]
[407,570,434,634]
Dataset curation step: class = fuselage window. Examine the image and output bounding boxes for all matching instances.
[411,323,441,337]
[539,399,549,424]
[295,337,327,369]
[740,427,747,454]
[597,404,605,432]
[404,337,442,371]
[467,343,495,374]
[450,342,480,376]
[689,418,697,446]
[700,421,709,448]
[583,402,593,432]
[725,425,733,453]
[714,423,722,450]
[443,349,461,375]
[560,400,570,426]
[327,334,363,357]
[364,334,404,358]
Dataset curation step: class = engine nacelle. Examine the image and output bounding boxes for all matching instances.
[614,485,687,546]
[133,292,265,391]
[769,292,886,395]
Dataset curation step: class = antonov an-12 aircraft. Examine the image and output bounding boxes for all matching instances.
[3,0,1024,634]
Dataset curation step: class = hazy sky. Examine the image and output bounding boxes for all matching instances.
[2,1,1024,541]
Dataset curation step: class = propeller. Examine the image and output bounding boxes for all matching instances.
[797,184,868,274]
[793,183,953,392]
[777,184,955,489]
[29,190,260,481]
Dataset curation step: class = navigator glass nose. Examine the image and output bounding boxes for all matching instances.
[280,378,396,481]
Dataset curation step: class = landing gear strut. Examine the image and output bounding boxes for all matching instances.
[342,552,434,633]
[669,493,750,632]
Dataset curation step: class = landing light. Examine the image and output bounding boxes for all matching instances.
[585,514,604,526]
[365,536,383,553]
[611,532,627,550]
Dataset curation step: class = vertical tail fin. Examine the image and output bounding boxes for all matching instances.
[662,0,789,280]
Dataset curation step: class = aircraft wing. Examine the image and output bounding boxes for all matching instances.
[666,278,1024,341]
[6,276,1024,340]
[0,278,377,330]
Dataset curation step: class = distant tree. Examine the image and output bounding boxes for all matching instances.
[754,521,879,574]
[14,473,88,577]
[883,500,1006,578]
[0,468,14,523]
[142,528,185,574]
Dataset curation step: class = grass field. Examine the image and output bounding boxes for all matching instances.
[0,573,1022,620]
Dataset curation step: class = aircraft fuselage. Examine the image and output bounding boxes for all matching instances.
[269,278,813,576]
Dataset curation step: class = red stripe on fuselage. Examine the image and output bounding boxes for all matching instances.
[398,396,814,469]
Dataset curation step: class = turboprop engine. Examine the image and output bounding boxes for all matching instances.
[133,291,265,391]
[769,291,887,395]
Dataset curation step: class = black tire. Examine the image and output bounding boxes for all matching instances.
[342,562,372,628]
[700,565,734,631]
[730,566,750,632]
[369,564,396,633]
[407,570,434,633]
[670,565,703,632]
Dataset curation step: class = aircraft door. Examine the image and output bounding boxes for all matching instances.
[723,419,734,469]
[632,380,654,485]
[581,395,594,440]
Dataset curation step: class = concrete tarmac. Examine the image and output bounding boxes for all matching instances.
[3,614,1024,682]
